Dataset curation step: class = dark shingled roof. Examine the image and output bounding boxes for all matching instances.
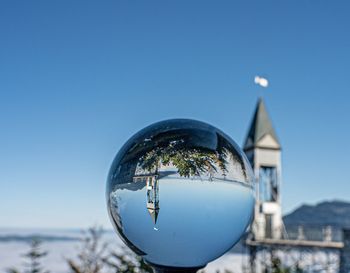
[244,98,280,150]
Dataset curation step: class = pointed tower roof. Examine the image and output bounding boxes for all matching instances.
[244,98,281,151]
[147,208,159,225]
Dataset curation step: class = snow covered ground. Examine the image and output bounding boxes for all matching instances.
[0,228,246,273]
[0,228,340,273]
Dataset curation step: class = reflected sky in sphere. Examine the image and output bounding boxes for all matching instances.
[106,119,255,268]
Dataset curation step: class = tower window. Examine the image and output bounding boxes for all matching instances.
[259,166,278,202]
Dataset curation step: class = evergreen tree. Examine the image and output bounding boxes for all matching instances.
[67,226,152,273]
[293,262,303,273]
[67,227,107,273]
[103,246,152,273]
[7,238,49,273]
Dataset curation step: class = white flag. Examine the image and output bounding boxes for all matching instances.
[254,76,269,88]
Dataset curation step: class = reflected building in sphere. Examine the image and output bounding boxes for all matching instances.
[145,176,159,224]
[133,174,160,224]
[107,119,255,269]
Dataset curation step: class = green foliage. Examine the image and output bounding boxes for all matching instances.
[6,238,49,273]
[139,139,228,178]
[292,262,303,273]
[264,257,291,273]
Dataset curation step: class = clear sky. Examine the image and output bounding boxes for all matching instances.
[1,1,349,229]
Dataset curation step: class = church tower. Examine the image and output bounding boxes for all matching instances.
[244,98,283,240]
[146,176,159,225]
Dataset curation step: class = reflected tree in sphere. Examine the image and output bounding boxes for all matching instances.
[106,119,255,272]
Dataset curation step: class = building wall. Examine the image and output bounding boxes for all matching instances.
[248,146,283,240]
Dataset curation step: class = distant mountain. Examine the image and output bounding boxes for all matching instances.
[0,229,118,243]
[284,200,350,228]
[0,234,80,242]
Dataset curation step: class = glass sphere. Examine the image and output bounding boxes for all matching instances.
[106,119,255,268]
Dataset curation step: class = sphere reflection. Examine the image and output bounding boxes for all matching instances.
[106,119,254,268]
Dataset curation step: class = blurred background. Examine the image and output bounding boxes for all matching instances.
[1,1,349,272]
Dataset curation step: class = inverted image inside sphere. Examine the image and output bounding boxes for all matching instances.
[106,119,255,268]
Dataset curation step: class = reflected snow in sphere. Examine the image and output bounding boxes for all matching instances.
[106,119,255,268]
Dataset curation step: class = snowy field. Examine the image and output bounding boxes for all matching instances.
[0,228,340,273]
[0,228,247,273]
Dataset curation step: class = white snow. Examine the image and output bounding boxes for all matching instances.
[0,229,341,273]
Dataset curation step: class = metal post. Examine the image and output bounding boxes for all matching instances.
[323,226,332,242]
[297,225,305,240]
[152,268,202,273]
[340,229,350,273]
[151,266,203,273]
[249,245,257,273]
[147,262,204,273]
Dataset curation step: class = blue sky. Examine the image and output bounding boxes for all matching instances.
[1,1,349,228]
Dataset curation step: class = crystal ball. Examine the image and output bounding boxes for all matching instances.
[106,119,255,268]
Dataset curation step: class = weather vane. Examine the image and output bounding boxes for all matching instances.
[254,75,269,88]
[254,75,269,98]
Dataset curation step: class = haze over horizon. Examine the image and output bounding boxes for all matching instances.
[1,1,350,229]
